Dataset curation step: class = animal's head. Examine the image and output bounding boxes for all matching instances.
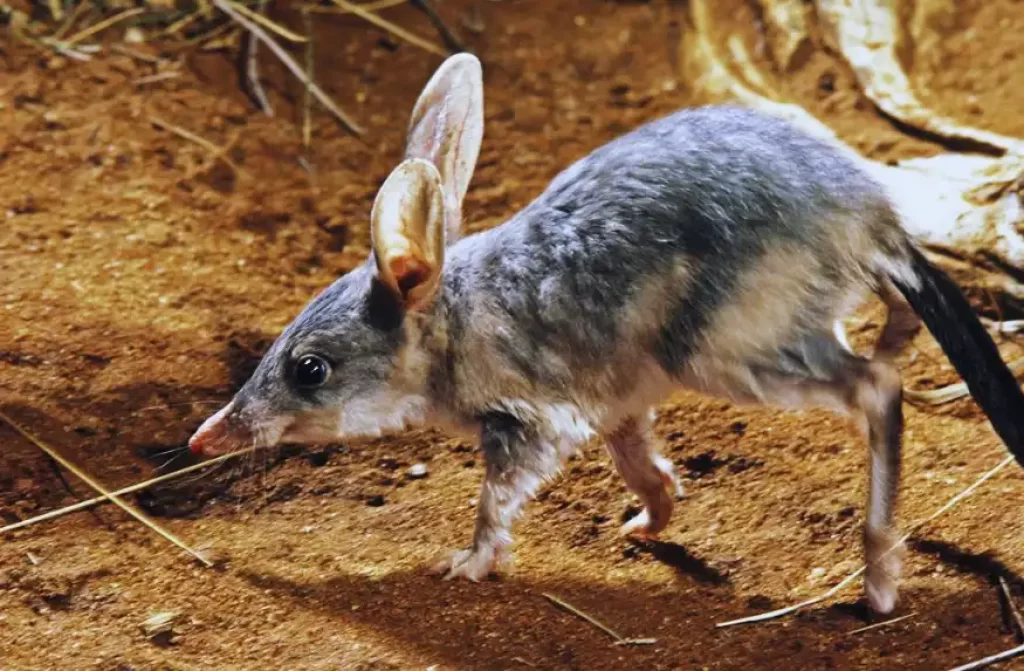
[189,53,484,456]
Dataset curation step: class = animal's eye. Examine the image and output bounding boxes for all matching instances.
[293,354,331,388]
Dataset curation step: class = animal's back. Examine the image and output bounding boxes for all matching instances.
[448,105,906,403]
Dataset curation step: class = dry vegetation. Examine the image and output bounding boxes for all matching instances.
[2,0,1024,669]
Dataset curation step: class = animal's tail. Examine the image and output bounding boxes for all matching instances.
[888,244,1024,466]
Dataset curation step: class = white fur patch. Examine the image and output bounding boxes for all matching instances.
[833,320,853,353]
[337,390,429,438]
[872,251,919,291]
[499,399,597,455]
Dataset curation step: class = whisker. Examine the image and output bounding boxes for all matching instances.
[176,458,231,486]
[149,445,189,459]
[156,450,190,471]
[135,400,225,414]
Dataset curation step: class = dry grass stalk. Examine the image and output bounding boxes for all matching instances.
[0,445,259,534]
[162,11,203,37]
[0,409,213,567]
[542,593,656,646]
[246,0,274,116]
[1000,576,1024,642]
[213,0,364,135]
[64,7,146,46]
[173,21,237,49]
[717,454,1016,627]
[302,8,314,150]
[948,642,1024,671]
[225,0,308,43]
[905,357,1024,406]
[134,71,182,86]
[407,0,467,53]
[110,43,168,64]
[847,612,916,635]
[300,0,407,15]
[52,0,92,41]
[331,0,446,56]
[148,115,246,177]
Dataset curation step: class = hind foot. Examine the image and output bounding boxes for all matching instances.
[865,528,905,615]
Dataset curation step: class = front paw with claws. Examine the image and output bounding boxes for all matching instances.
[430,544,509,581]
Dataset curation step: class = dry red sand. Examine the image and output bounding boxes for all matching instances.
[3,1,1024,669]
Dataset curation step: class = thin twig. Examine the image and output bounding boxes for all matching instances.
[905,357,1024,406]
[171,21,236,50]
[52,0,91,41]
[225,0,307,42]
[847,612,916,635]
[64,7,147,46]
[110,43,170,65]
[134,71,182,86]
[148,115,245,176]
[409,0,468,53]
[38,38,95,61]
[162,11,202,37]
[300,0,407,13]
[214,0,364,135]
[999,576,1024,642]
[985,320,1024,335]
[542,593,656,646]
[717,454,1016,627]
[1,445,259,534]
[0,410,213,567]
[246,0,274,116]
[948,642,1024,671]
[543,592,622,640]
[331,0,447,56]
[302,8,314,151]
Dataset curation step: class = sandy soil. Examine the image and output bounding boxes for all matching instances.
[3,1,1024,669]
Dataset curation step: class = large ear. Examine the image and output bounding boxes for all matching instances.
[404,53,484,243]
[371,158,446,309]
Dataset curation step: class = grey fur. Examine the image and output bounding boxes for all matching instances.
[191,55,934,615]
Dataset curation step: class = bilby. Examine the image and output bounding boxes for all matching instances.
[189,53,1024,615]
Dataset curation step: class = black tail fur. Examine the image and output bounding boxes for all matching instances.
[890,246,1024,466]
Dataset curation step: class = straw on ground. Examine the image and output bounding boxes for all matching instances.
[0,409,213,567]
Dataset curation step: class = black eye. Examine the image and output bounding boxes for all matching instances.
[293,355,330,388]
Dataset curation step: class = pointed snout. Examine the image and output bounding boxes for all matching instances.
[188,403,243,456]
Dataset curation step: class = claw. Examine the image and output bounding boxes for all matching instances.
[620,509,660,540]
[431,545,504,581]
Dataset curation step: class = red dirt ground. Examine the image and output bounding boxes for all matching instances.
[3,1,1024,669]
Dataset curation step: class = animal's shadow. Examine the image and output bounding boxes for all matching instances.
[629,538,729,585]
[236,536,1016,671]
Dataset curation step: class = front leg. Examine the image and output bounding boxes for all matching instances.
[434,410,564,581]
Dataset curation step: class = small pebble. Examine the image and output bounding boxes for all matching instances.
[366,494,386,507]
[407,463,429,479]
[141,611,179,645]
[124,27,145,44]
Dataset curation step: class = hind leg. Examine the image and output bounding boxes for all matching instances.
[604,413,683,539]
[875,279,922,360]
[852,359,905,614]
[744,337,905,615]
[832,280,920,360]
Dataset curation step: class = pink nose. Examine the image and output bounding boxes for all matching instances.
[189,404,233,456]
[188,431,207,455]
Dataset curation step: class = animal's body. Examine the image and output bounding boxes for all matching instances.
[190,54,1024,616]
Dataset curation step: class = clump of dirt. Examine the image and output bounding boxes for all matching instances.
[3,1,1024,669]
